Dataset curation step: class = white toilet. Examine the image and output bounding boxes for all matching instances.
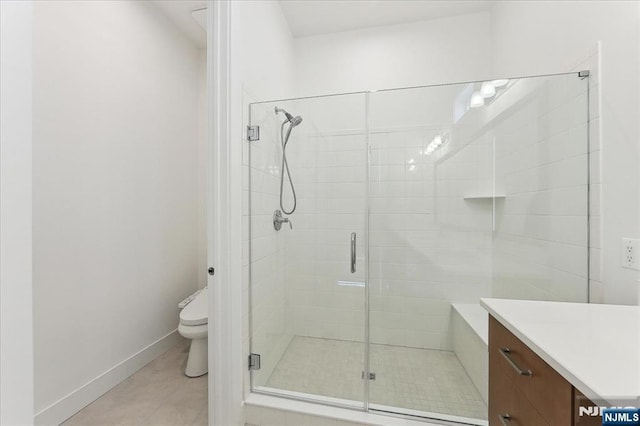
[178,287,208,377]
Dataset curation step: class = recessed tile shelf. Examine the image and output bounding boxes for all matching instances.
[463,194,506,200]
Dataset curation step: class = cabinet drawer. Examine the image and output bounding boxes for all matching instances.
[489,378,547,426]
[489,317,572,425]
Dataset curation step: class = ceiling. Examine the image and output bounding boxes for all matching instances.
[152,1,494,47]
[278,0,494,38]
[152,0,206,48]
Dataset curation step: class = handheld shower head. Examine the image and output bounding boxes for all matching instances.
[275,106,303,127]
[288,114,303,127]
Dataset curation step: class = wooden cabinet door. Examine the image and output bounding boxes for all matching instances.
[489,316,572,425]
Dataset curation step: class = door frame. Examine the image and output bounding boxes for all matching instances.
[207,1,244,425]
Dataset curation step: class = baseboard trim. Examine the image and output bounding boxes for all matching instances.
[35,329,182,425]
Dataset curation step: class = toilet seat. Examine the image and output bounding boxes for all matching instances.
[178,322,207,339]
[180,287,207,326]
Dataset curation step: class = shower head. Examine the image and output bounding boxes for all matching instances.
[275,107,303,127]
[288,114,303,127]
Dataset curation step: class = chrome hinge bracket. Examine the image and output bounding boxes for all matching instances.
[248,353,261,371]
[361,371,376,380]
[247,125,260,141]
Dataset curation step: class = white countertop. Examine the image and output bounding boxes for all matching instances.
[481,298,640,406]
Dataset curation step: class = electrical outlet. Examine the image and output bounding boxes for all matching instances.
[622,238,640,269]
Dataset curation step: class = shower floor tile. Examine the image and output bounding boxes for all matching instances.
[266,336,487,421]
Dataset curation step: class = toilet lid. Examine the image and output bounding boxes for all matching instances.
[180,287,208,326]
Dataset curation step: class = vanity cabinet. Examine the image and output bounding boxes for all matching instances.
[488,316,601,425]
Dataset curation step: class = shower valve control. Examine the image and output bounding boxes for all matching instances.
[273,209,292,231]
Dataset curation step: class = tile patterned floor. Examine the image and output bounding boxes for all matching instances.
[63,339,207,426]
[266,336,487,420]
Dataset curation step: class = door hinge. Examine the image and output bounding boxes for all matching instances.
[247,125,260,141]
[579,70,590,79]
[248,353,261,371]
[361,371,376,380]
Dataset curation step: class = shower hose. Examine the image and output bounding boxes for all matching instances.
[279,120,297,215]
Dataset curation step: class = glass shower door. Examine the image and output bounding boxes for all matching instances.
[247,93,369,408]
[366,82,493,422]
[366,73,589,423]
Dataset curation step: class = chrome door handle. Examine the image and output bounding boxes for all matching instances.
[499,347,533,377]
[350,232,356,273]
[499,414,511,425]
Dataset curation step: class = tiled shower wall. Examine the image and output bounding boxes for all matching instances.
[282,90,497,350]
[281,95,369,346]
[491,74,590,302]
[286,130,368,343]
[367,129,493,350]
[285,128,474,350]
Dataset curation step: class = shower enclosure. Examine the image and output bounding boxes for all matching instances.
[245,72,589,423]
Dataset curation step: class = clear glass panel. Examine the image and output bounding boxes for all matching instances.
[248,93,368,408]
[245,72,589,422]
[367,73,588,422]
[491,74,589,302]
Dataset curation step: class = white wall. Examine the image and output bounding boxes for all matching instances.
[0,1,35,424]
[32,0,202,419]
[293,11,493,96]
[489,0,640,304]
